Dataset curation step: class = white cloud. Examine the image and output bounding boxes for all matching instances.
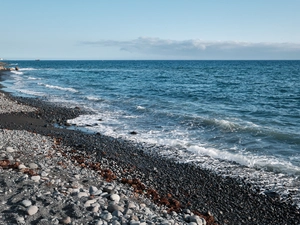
[81,37,300,59]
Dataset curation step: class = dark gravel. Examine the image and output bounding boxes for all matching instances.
[1,93,300,225]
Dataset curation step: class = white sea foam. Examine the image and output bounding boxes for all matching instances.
[27,76,40,80]
[187,145,300,174]
[19,68,37,71]
[136,105,146,110]
[15,89,45,97]
[86,96,102,101]
[10,71,23,75]
[38,83,78,93]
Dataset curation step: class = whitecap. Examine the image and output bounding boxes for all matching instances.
[15,89,45,97]
[137,105,146,110]
[38,83,78,93]
[19,68,37,71]
[10,71,23,75]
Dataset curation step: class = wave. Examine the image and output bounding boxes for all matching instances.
[85,96,104,102]
[10,71,23,75]
[187,145,300,175]
[27,76,41,80]
[38,83,79,93]
[136,105,146,110]
[19,68,37,71]
[15,89,45,97]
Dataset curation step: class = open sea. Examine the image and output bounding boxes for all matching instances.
[2,60,300,204]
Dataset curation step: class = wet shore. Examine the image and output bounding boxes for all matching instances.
[0,91,299,224]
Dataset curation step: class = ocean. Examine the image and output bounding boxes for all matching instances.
[2,60,300,204]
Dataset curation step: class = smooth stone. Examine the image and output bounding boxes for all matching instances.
[189,215,206,225]
[112,210,123,217]
[92,205,100,212]
[21,199,32,207]
[89,186,98,194]
[18,164,26,170]
[16,216,25,224]
[101,212,112,221]
[107,204,124,213]
[62,216,71,224]
[93,190,102,196]
[130,221,140,225]
[6,147,15,153]
[27,205,38,215]
[31,175,41,182]
[103,185,114,193]
[127,201,136,209]
[110,194,120,202]
[112,221,121,225]
[28,163,38,169]
[77,192,89,198]
[84,199,97,207]
[41,171,48,177]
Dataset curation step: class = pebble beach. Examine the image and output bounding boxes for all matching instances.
[0,91,300,225]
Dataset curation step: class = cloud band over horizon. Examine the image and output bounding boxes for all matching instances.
[82,37,300,60]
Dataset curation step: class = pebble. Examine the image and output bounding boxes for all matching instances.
[189,215,206,225]
[77,192,89,198]
[16,216,25,224]
[89,186,98,194]
[27,205,38,215]
[21,199,32,207]
[92,205,100,212]
[62,216,71,224]
[41,171,48,177]
[107,204,124,213]
[101,212,112,221]
[31,175,41,182]
[110,194,120,202]
[84,199,97,207]
[28,162,38,169]
[18,164,26,170]
[6,147,15,153]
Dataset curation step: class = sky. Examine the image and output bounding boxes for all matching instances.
[1,1,300,60]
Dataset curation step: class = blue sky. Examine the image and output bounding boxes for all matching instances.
[1,1,300,60]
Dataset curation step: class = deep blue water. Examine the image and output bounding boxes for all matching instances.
[2,60,300,202]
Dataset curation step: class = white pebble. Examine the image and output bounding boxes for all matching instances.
[31,175,41,182]
[6,147,15,153]
[77,192,89,198]
[62,216,71,224]
[28,163,38,169]
[21,199,32,207]
[92,205,100,212]
[16,216,25,224]
[41,171,48,177]
[18,164,26,170]
[84,199,97,207]
[27,205,38,215]
[110,194,120,202]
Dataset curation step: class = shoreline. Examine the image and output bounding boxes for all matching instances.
[0,91,300,224]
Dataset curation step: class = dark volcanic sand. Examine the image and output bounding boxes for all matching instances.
[1,93,300,225]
